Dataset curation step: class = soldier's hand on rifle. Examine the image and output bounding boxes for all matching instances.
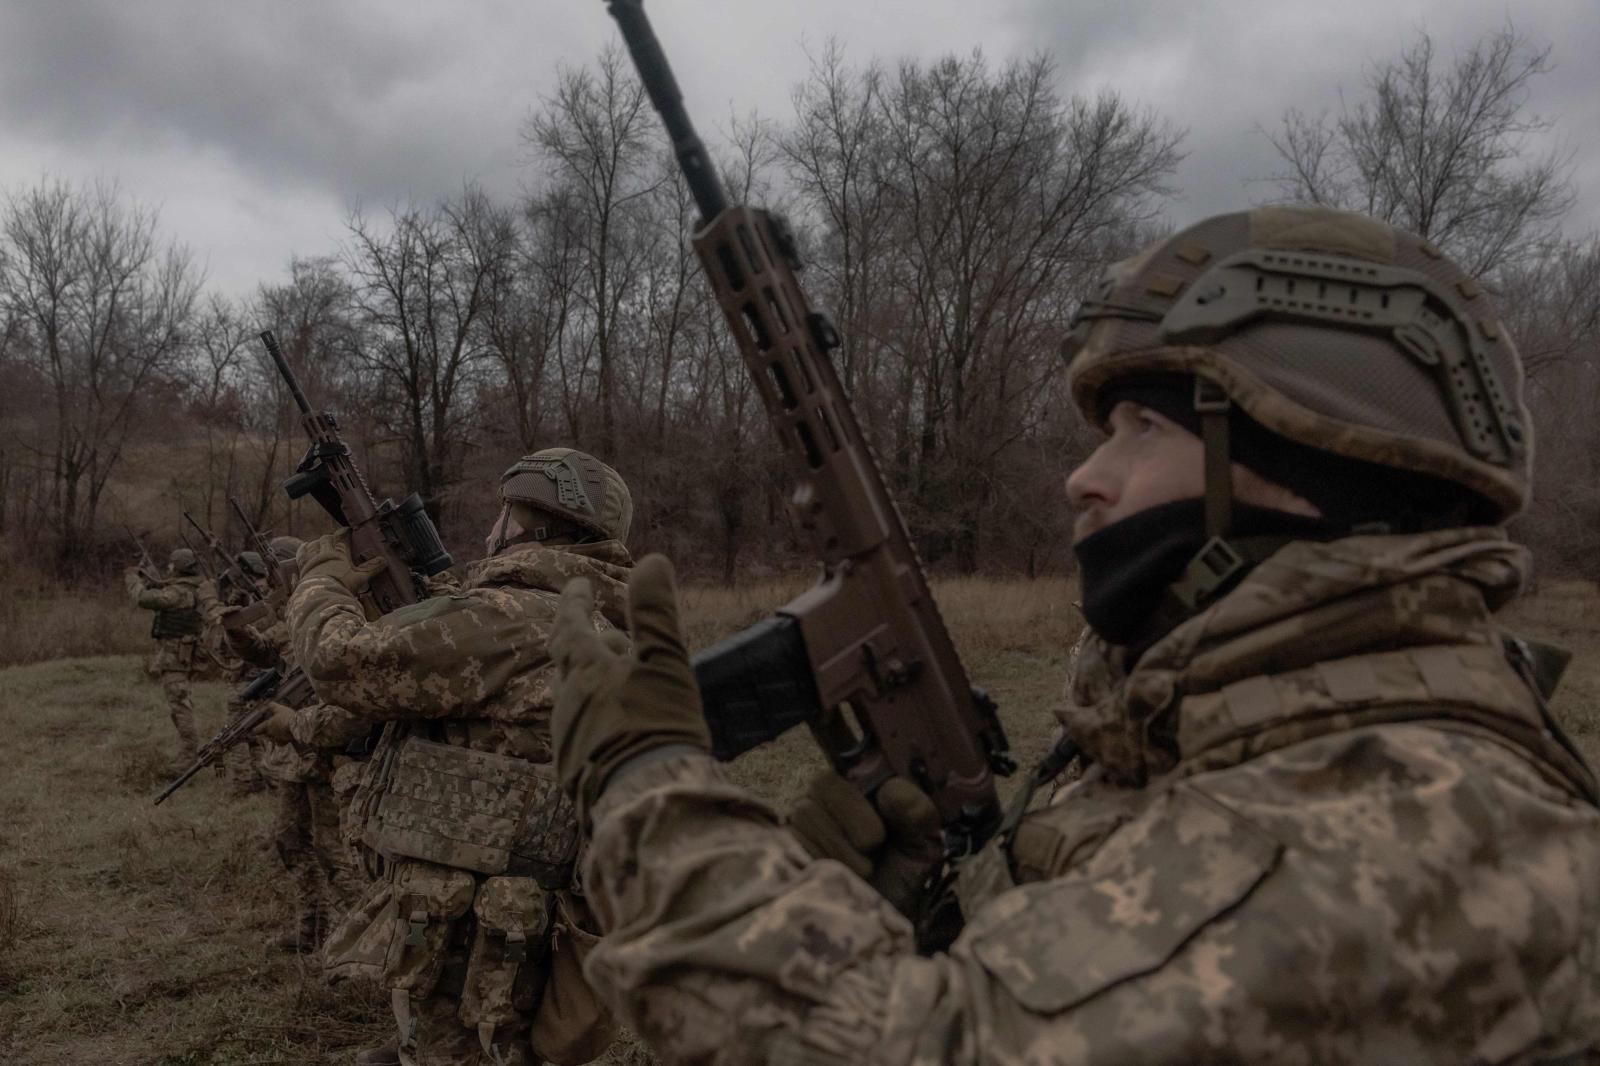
[787,771,944,917]
[296,531,385,596]
[550,553,709,827]
[257,701,299,745]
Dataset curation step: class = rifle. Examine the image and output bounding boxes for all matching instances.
[184,510,261,602]
[126,525,162,584]
[229,496,288,595]
[605,1,1014,862]
[178,527,218,583]
[153,664,314,804]
[259,329,452,614]
[219,496,288,631]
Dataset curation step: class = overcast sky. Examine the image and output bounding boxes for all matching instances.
[1,1,1592,299]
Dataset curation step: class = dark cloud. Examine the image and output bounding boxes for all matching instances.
[0,1,1591,297]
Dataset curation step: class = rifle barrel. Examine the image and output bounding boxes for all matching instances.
[604,0,728,223]
[259,330,314,416]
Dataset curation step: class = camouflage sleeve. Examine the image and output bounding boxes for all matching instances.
[584,754,1301,1066]
[135,582,191,612]
[124,569,145,600]
[197,579,224,625]
[285,573,556,724]
[289,701,373,749]
[224,614,288,668]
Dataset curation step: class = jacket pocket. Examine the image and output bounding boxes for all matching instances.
[529,891,620,1066]
[969,785,1280,1013]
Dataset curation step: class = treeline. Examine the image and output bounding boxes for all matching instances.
[1,28,1597,584]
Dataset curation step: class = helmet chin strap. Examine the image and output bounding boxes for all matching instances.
[1167,378,1247,610]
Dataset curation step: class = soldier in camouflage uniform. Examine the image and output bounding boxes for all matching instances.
[549,205,1600,1064]
[218,548,277,795]
[126,547,221,769]
[283,448,632,1066]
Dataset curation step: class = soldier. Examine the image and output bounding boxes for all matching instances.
[549,205,1600,1063]
[282,448,632,1066]
[218,547,281,796]
[126,546,221,770]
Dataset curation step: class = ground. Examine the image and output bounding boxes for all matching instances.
[0,575,1595,1064]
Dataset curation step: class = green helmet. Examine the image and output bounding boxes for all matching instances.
[238,551,267,578]
[168,547,198,576]
[268,535,302,563]
[488,448,633,553]
[1064,204,1530,522]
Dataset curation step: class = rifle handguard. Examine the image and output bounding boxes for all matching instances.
[693,615,821,761]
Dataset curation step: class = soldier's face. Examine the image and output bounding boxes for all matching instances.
[1067,401,1321,543]
[1067,402,1203,544]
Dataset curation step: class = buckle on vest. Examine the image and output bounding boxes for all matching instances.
[404,909,428,947]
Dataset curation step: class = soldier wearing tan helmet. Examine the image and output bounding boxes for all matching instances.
[126,545,222,771]
[280,448,631,1066]
[547,206,1600,1063]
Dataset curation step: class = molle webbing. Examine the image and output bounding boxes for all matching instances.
[369,737,579,884]
[151,605,203,639]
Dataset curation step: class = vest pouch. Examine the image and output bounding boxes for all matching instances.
[459,876,553,1035]
[324,880,397,984]
[529,891,619,1066]
[383,860,477,998]
[370,736,576,880]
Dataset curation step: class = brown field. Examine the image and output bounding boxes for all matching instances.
[0,575,1596,1064]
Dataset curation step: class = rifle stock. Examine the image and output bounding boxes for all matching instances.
[606,0,1014,856]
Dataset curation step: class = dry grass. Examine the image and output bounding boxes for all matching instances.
[0,562,147,668]
[0,867,16,958]
[1,574,1596,1064]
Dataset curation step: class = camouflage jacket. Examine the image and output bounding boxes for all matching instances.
[287,540,633,761]
[580,528,1600,1064]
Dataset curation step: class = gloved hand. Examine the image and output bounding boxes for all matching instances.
[788,771,944,916]
[551,553,710,825]
[296,531,385,596]
[256,701,299,745]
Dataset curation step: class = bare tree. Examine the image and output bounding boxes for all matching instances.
[343,187,516,517]
[1264,26,1574,278]
[524,45,661,456]
[0,178,198,567]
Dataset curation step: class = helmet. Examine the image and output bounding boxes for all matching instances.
[268,535,302,563]
[238,551,267,579]
[491,448,632,550]
[168,547,198,576]
[1064,204,1530,522]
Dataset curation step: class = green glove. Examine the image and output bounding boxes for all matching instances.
[551,553,710,825]
[788,771,944,916]
[296,531,385,596]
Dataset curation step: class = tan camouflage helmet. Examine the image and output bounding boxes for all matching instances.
[490,447,632,550]
[1063,205,1531,520]
[168,547,199,576]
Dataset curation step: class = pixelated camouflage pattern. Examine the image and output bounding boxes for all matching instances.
[296,540,632,1066]
[288,540,632,759]
[577,527,1600,1064]
[127,570,222,762]
[372,737,577,882]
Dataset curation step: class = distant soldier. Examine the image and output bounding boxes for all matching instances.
[224,534,364,949]
[126,547,220,769]
[282,447,631,1066]
[217,548,278,795]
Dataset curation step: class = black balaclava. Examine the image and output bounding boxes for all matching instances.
[1075,373,1495,650]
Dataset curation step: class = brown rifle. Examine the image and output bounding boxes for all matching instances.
[153,664,314,804]
[259,329,452,616]
[605,0,1014,861]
